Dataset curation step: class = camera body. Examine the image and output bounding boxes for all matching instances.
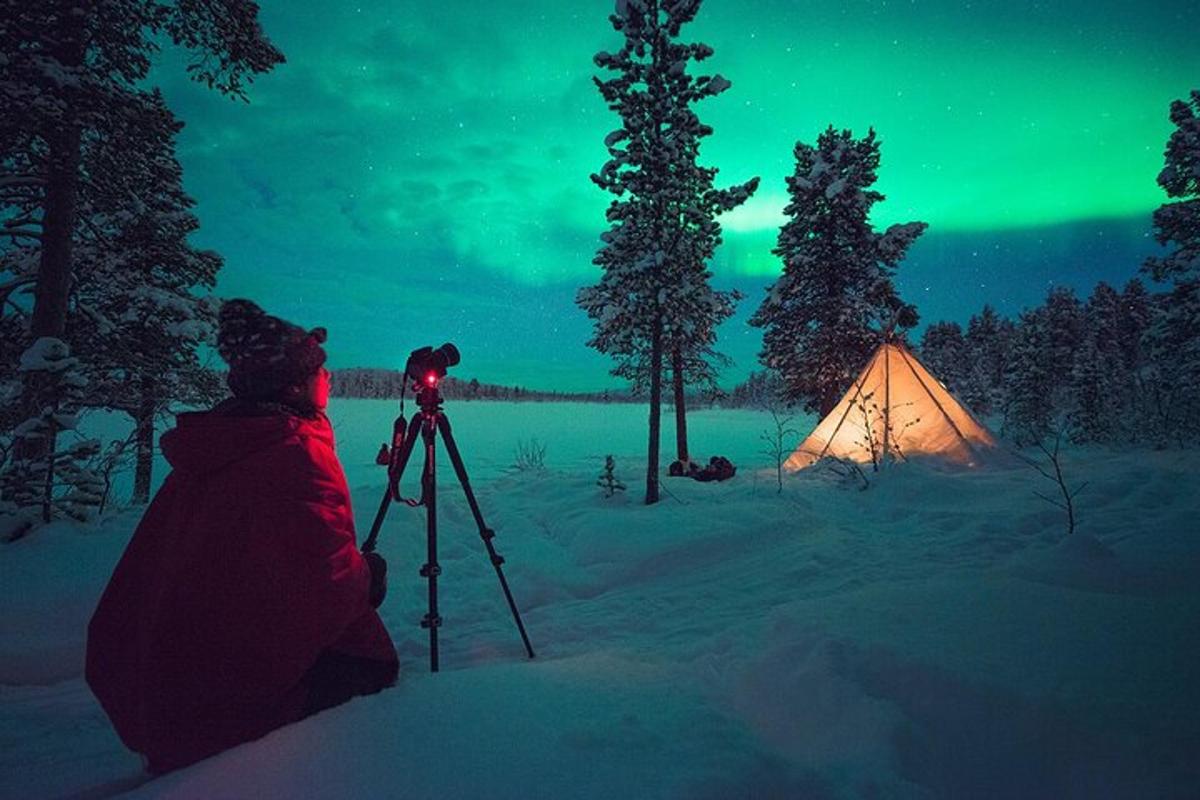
[405,343,460,388]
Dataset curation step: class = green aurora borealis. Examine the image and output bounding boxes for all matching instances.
[150,0,1199,390]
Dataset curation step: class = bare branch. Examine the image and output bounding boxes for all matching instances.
[1032,490,1066,510]
[0,175,46,190]
[1,229,42,241]
[1024,424,1084,536]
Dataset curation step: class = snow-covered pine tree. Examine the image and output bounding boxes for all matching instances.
[1113,279,1155,439]
[727,369,785,409]
[919,321,968,395]
[0,338,101,534]
[1066,334,1113,443]
[1005,287,1084,444]
[1043,286,1085,400]
[1141,90,1200,444]
[750,126,926,416]
[665,246,751,471]
[964,304,1015,417]
[1004,307,1056,444]
[597,455,626,498]
[579,0,756,504]
[3,85,225,506]
[1117,279,1153,376]
[1144,90,1200,287]
[70,91,224,502]
[0,1,282,462]
[1066,282,1127,443]
[1140,282,1200,444]
[660,119,757,468]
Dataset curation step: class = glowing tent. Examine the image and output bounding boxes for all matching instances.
[786,341,998,471]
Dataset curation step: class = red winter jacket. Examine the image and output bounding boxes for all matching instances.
[86,407,397,772]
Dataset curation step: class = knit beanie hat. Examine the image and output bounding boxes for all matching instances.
[217,299,328,400]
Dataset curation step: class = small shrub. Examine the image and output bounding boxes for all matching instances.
[512,438,547,471]
[597,455,626,497]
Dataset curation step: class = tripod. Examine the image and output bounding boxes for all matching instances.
[361,383,535,672]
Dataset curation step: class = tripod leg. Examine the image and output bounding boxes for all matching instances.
[418,422,441,672]
[435,414,536,660]
[362,413,424,554]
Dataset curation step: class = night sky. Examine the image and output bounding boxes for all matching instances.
[148,0,1198,392]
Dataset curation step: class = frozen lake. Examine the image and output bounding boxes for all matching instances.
[86,400,817,507]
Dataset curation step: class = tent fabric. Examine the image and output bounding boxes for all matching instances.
[786,342,997,471]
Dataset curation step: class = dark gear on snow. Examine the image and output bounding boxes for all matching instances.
[670,456,737,482]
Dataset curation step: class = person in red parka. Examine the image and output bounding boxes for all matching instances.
[86,299,399,775]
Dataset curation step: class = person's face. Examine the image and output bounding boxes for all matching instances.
[306,367,330,411]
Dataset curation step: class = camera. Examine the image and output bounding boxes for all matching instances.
[405,343,460,388]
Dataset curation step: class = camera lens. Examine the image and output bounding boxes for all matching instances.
[437,343,460,369]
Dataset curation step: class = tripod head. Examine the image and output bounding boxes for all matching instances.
[414,381,444,414]
[402,342,457,415]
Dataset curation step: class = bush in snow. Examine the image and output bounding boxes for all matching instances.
[597,455,626,498]
[512,438,547,472]
[759,404,798,495]
[1018,426,1087,537]
[0,338,103,536]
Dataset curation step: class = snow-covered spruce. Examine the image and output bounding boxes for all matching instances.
[962,304,1015,418]
[0,3,282,507]
[579,0,758,503]
[750,127,925,417]
[1,85,226,509]
[1140,89,1200,443]
[0,338,103,533]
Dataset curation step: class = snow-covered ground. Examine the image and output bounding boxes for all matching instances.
[2,400,1198,799]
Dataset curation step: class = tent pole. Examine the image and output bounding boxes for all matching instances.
[882,344,891,464]
[813,363,874,463]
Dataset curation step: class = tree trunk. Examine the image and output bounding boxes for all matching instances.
[30,125,82,343]
[671,345,689,465]
[132,393,156,504]
[15,123,82,463]
[645,313,663,505]
[18,5,85,461]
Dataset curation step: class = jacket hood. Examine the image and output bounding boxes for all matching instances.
[161,411,334,477]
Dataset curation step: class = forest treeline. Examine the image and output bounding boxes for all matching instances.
[726,276,1198,449]
[328,369,636,404]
